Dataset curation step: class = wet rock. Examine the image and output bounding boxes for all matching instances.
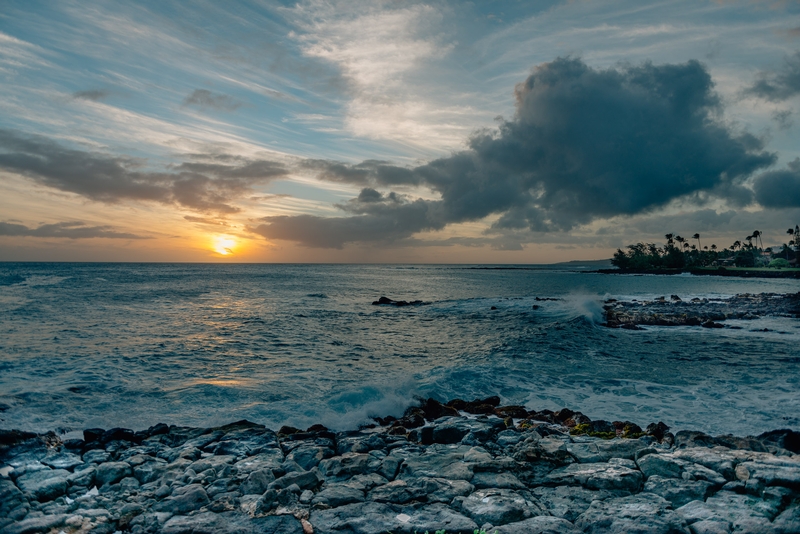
[394,503,478,533]
[453,488,546,526]
[494,516,582,534]
[734,456,800,488]
[643,475,715,508]
[567,437,652,463]
[399,448,474,481]
[547,458,644,491]
[270,467,323,491]
[233,449,284,475]
[312,484,365,507]
[531,486,617,522]
[371,296,426,307]
[471,471,526,489]
[368,479,428,504]
[575,493,690,533]
[676,491,781,532]
[773,503,800,534]
[40,451,82,470]
[0,513,67,534]
[287,445,331,470]
[155,484,210,514]
[320,453,375,479]
[95,461,132,486]
[132,458,167,484]
[16,468,69,502]
[242,468,275,495]
[309,501,402,534]
[161,510,301,534]
[82,449,111,464]
[758,429,800,454]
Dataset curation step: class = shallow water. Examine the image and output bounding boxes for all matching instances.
[0,263,798,436]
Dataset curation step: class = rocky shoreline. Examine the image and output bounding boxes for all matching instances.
[604,292,800,329]
[1,398,799,534]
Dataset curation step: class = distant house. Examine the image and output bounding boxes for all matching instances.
[715,257,736,267]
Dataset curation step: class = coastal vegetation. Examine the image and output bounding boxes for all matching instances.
[611,226,800,272]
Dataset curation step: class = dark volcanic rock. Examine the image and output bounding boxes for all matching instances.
[604,292,800,329]
[372,296,427,307]
[2,398,799,534]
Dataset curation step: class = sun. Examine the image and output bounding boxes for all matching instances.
[212,236,237,256]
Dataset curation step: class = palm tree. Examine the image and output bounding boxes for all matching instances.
[745,235,753,249]
[732,240,741,251]
[752,230,763,251]
[675,236,685,250]
[665,233,674,249]
[693,233,701,251]
[711,244,717,252]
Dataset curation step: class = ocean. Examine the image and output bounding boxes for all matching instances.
[1,263,798,438]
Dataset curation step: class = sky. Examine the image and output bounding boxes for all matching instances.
[1,0,800,263]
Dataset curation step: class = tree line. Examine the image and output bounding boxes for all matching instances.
[611,225,800,270]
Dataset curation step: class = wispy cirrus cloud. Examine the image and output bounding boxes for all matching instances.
[183,89,244,112]
[72,89,111,102]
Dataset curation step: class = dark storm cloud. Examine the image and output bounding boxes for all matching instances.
[72,89,111,101]
[0,129,289,214]
[746,51,800,101]
[300,159,418,186]
[257,57,775,247]
[249,190,442,248]
[182,89,243,112]
[0,221,145,239]
[753,158,800,208]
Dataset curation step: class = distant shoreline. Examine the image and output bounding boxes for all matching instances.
[596,267,800,279]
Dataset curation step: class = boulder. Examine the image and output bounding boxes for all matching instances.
[312,484,365,507]
[393,503,478,533]
[575,493,690,533]
[643,475,715,508]
[309,501,402,534]
[453,488,546,526]
[532,486,617,522]
[15,468,69,501]
[95,461,132,486]
[494,516,582,534]
[546,458,643,491]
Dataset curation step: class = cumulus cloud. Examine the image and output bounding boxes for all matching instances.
[0,129,288,214]
[746,51,800,101]
[183,89,243,111]
[0,221,145,239]
[255,57,775,247]
[72,89,111,101]
[753,158,800,208]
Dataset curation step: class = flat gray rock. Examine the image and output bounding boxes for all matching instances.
[494,516,582,534]
[233,450,284,475]
[568,438,652,463]
[309,501,402,534]
[453,488,546,526]
[643,475,714,508]
[312,484,365,507]
[575,493,690,533]
[547,458,644,491]
[532,486,617,522]
[368,479,427,504]
[676,491,781,532]
[40,451,83,470]
[161,511,301,534]
[394,503,478,533]
[16,468,69,501]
